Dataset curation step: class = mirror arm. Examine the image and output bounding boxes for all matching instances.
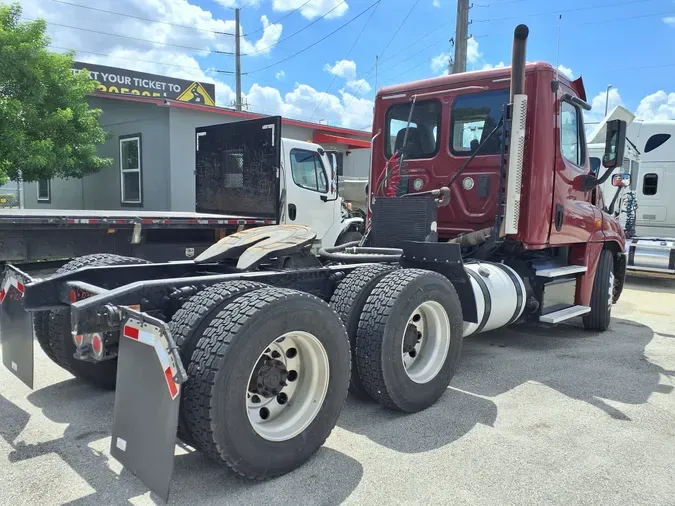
[606,186,622,215]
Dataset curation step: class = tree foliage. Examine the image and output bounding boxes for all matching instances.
[0,3,111,183]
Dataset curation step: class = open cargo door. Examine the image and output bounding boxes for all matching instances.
[196,116,282,221]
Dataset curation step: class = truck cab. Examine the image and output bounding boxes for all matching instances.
[368,43,627,316]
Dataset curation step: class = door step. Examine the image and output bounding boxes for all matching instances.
[536,265,587,278]
[539,305,591,324]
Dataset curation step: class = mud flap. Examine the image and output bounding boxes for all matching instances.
[110,312,186,502]
[0,270,34,388]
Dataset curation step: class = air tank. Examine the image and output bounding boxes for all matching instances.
[463,262,526,337]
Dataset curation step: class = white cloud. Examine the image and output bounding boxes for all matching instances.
[272,0,349,20]
[346,79,372,94]
[557,64,574,79]
[19,0,282,58]
[664,16,675,26]
[636,91,675,120]
[482,61,505,70]
[433,0,441,7]
[431,52,450,74]
[245,83,373,129]
[323,59,357,80]
[276,70,285,80]
[467,37,482,65]
[585,87,623,123]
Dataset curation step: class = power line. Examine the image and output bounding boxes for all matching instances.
[377,33,449,77]
[473,0,659,23]
[377,20,453,66]
[48,0,235,36]
[337,0,422,124]
[246,0,381,74]
[49,45,238,74]
[244,0,314,36]
[308,0,381,122]
[29,18,234,55]
[243,1,347,56]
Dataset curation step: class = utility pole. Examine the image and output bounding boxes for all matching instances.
[375,55,379,91]
[235,8,242,111]
[452,0,471,74]
[447,38,455,75]
[604,84,613,116]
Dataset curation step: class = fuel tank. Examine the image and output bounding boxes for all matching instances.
[627,238,675,273]
[463,262,527,337]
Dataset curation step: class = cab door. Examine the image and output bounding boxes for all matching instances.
[549,95,600,244]
[283,142,337,240]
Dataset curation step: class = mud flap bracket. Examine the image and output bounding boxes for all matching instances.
[110,308,187,502]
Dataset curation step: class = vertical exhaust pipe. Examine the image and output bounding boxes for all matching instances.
[503,24,529,237]
[509,24,529,103]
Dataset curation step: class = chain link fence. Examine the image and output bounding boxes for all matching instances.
[0,182,22,209]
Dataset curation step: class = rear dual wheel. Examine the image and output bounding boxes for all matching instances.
[178,286,350,479]
[355,269,464,412]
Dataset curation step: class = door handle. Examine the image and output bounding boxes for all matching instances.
[288,204,297,221]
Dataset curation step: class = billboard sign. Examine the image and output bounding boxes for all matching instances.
[71,61,216,106]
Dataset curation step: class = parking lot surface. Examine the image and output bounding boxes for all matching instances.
[1,276,674,505]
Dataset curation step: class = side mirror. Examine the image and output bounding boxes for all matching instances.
[611,173,631,188]
[602,119,627,169]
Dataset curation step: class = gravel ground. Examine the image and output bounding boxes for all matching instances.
[0,275,674,505]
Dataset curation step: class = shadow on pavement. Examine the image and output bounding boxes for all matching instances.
[339,317,670,453]
[0,377,362,505]
[624,276,675,294]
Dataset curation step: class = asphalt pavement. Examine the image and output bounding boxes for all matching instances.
[0,276,674,505]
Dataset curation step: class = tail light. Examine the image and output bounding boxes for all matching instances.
[73,333,84,347]
[91,334,104,359]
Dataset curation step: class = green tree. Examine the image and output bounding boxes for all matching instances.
[0,2,111,184]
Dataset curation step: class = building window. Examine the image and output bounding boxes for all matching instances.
[450,89,508,156]
[644,133,671,153]
[120,135,142,204]
[290,149,328,193]
[590,157,601,174]
[560,100,586,167]
[37,180,51,202]
[643,173,658,196]
[385,99,441,159]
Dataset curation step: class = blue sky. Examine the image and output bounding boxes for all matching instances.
[19,0,675,129]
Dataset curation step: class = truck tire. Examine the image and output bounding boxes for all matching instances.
[336,230,363,246]
[169,280,268,446]
[583,250,614,331]
[46,254,150,389]
[329,264,398,399]
[183,287,350,479]
[34,311,58,364]
[355,269,464,413]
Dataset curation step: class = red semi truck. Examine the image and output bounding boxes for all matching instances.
[0,25,627,500]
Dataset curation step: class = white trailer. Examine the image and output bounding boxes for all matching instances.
[588,106,675,276]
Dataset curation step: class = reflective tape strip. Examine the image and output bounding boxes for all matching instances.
[0,276,24,305]
[164,367,179,399]
[123,325,139,340]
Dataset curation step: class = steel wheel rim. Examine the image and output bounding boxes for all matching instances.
[246,331,329,442]
[401,301,451,384]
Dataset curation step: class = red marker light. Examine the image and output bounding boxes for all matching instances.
[91,335,103,356]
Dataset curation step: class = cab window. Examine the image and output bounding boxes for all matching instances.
[450,89,508,155]
[290,149,328,193]
[385,99,441,159]
[560,101,586,167]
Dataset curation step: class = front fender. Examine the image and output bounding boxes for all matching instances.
[340,217,364,234]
